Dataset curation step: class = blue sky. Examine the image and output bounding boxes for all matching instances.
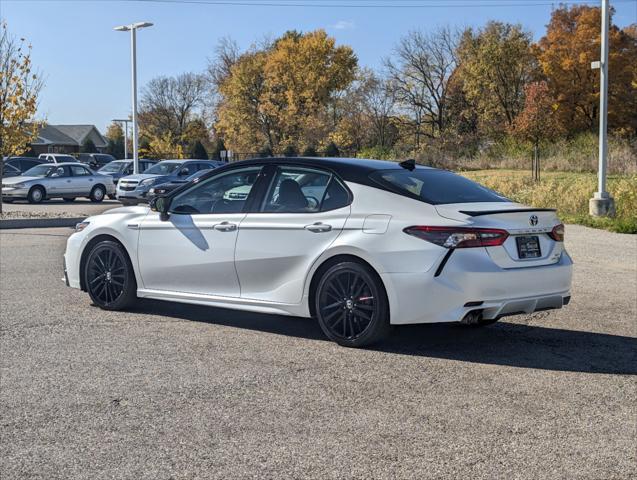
[2,0,636,132]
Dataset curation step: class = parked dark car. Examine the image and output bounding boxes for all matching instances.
[77,153,117,170]
[3,157,46,177]
[147,169,213,199]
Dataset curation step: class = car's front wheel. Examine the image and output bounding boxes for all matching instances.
[89,185,106,202]
[315,261,391,347]
[85,240,137,310]
[27,186,45,204]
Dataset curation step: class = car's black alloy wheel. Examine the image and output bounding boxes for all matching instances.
[316,261,390,347]
[85,241,136,310]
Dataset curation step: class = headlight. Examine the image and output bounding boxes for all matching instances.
[139,178,155,187]
[11,183,27,189]
[75,221,90,233]
[149,188,155,194]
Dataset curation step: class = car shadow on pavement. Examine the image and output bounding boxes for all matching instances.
[133,299,636,376]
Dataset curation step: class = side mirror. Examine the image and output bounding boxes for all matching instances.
[179,167,190,176]
[150,196,170,221]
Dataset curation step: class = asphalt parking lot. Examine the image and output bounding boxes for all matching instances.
[0,225,635,479]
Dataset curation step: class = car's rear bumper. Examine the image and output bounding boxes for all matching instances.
[381,248,573,325]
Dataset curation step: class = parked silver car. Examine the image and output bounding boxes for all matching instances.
[1,162,115,203]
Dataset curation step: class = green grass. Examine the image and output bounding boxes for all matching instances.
[460,170,637,234]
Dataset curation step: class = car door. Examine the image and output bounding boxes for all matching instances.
[45,165,73,196]
[137,166,264,297]
[235,165,352,304]
[69,164,94,194]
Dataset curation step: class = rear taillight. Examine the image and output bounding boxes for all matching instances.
[548,223,565,242]
[404,226,509,248]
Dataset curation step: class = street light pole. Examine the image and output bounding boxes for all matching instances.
[112,119,131,159]
[589,0,615,217]
[114,21,153,174]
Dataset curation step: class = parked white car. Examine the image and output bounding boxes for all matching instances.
[2,162,115,203]
[63,157,572,347]
[38,153,77,163]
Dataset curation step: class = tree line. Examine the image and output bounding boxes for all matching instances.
[115,4,635,163]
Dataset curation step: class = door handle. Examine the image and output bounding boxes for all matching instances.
[305,222,332,233]
[213,222,237,232]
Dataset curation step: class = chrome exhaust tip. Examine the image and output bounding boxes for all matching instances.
[460,310,482,326]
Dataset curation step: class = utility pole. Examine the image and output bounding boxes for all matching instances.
[114,22,153,174]
[589,0,615,217]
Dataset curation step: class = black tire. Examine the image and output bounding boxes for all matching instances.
[107,194,116,200]
[27,186,45,204]
[84,240,137,310]
[89,185,106,203]
[315,261,391,347]
[63,197,76,202]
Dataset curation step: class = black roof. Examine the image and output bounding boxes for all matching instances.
[231,156,430,185]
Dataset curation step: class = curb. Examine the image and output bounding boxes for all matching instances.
[0,217,85,230]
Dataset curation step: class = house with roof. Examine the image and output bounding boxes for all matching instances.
[31,124,108,155]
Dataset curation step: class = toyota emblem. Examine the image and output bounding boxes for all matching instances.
[529,215,539,226]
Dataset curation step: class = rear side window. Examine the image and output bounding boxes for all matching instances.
[261,167,350,213]
[370,169,508,205]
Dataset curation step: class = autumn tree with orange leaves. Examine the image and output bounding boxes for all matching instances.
[535,5,637,135]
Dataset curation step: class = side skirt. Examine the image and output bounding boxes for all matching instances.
[137,288,309,317]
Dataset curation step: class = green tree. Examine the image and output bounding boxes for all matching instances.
[283,144,298,157]
[81,138,97,153]
[190,140,209,159]
[209,137,226,160]
[302,145,318,156]
[324,141,340,157]
[457,22,538,134]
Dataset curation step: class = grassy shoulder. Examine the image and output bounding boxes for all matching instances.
[460,170,637,234]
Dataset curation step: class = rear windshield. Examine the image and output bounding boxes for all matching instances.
[370,169,508,205]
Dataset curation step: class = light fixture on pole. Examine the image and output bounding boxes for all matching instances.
[114,21,153,174]
[589,0,615,217]
[112,118,131,159]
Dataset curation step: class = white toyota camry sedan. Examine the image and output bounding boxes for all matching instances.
[64,157,573,347]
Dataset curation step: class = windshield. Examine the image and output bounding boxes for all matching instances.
[99,162,126,173]
[144,161,182,175]
[370,169,509,205]
[22,165,56,177]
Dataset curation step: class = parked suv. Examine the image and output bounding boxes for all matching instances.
[77,153,117,170]
[3,157,46,177]
[38,153,77,163]
[116,159,223,205]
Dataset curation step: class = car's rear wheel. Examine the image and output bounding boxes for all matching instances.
[315,261,390,347]
[27,186,45,204]
[63,197,75,202]
[85,240,137,310]
[89,185,106,202]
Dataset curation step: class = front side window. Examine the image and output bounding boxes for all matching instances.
[99,162,125,173]
[370,168,508,205]
[50,166,71,178]
[261,167,349,213]
[170,167,262,215]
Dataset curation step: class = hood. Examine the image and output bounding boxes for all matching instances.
[120,173,161,182]
[2,176,41,185]
[100,205,150,215]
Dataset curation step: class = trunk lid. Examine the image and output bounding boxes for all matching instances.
[435,202,564,268]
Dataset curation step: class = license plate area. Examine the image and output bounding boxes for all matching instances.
[516,235,541,259]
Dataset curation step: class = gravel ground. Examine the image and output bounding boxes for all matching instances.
[1,199,120,219]
[0,225,635,479]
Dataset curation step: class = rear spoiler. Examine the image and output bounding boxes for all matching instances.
[458,208,556,217]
